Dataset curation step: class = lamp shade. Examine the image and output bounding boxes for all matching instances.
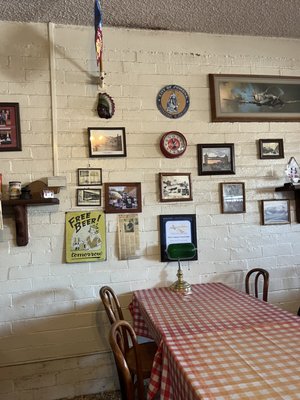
[166,243,196,260]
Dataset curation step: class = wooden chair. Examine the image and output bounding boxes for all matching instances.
[245,268,269,302]
[100,286,157,398]
[109,320,149,400]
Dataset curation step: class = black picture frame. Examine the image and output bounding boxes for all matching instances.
[220,182,246,213]
[88,127,126,157]
[258,139,284,159]
[209,74,300,122]
[77,188,101,206]
[77,168,102,186]
[197,144,235,175]
[0,102,21,152]
[159,214,198,262]
[261,199,291,225]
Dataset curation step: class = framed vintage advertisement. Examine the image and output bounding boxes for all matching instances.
[209,74,300,122]
[88,127,126,157]
[0,103,21,151]
[258,139,284,159]
[159,172,192,202]
[220,182,246,213]
[159,214,198,262]
[104,182,142,213]
[78,168,102,186]
[65,210,106,263]
[261,199,290,225]
[77,189,101,206]
[197,144,235,175]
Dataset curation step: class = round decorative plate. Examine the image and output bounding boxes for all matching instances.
[160,131,187,158]
[156,85,190,119]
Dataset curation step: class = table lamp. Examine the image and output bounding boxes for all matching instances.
[166,242,196,295]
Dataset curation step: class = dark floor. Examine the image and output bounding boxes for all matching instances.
[63,391,121,400]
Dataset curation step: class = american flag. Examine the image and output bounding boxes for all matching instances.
[95,0,103,67]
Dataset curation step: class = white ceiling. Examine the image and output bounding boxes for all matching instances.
[1,0,300,39]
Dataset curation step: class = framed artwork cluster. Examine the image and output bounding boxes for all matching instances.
[76,168,102,206]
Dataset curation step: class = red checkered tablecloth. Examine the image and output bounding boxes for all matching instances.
[164,322,300,399]
[129,283,300,399]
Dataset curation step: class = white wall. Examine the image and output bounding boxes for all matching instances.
[0,21,300,399]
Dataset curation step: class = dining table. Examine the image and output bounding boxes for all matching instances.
[129,282,300,400]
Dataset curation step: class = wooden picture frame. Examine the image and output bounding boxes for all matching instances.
[209,74,300,122]
[0,102,21,151]
[77,168,102,186]
[88,127,126,157]
[258,139,284,159]
[159,214,198,262]
[220,182,246,213]
[104,182,142,213]
[159,172,192,202]
[197,144,235,175]
[77,188,101,206]
[261,199,290,225]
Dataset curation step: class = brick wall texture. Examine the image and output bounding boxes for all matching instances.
[0,21,299,399]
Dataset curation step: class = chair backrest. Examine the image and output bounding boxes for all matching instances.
[245,268,269,302]
[100,285,124,324]
[109,320,145,400]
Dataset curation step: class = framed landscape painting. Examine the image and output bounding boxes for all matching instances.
[258,139,284,159]
[261,199,290,225]
[197,144,235,175]
[209,74,300,122]
[88,127,126,157]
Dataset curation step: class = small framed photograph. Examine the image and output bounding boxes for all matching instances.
[220,182,246,213]
[159,173,192,202]
[78,168,102,186]
[104,182,142,213]
[0,103,21,152]
[258,139,284,159]
[197,144,235,175]
[88,127,126,157]
[77,188,101,206]
[261,199,290,225]
[159,214,198,262]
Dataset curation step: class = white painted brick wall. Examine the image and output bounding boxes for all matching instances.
[0,21,300,399]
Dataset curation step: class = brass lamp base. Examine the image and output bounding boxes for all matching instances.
[169,264,192,295]
[169,279,192,295]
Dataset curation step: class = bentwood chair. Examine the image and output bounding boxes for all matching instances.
[100,286,157,398]
[245,268,269,302]
[109,320,150,400]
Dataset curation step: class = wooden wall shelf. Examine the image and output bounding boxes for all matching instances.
[275,184,300,223]
[2,198,59,246]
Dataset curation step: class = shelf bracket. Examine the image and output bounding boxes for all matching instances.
[13,205,29,246]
